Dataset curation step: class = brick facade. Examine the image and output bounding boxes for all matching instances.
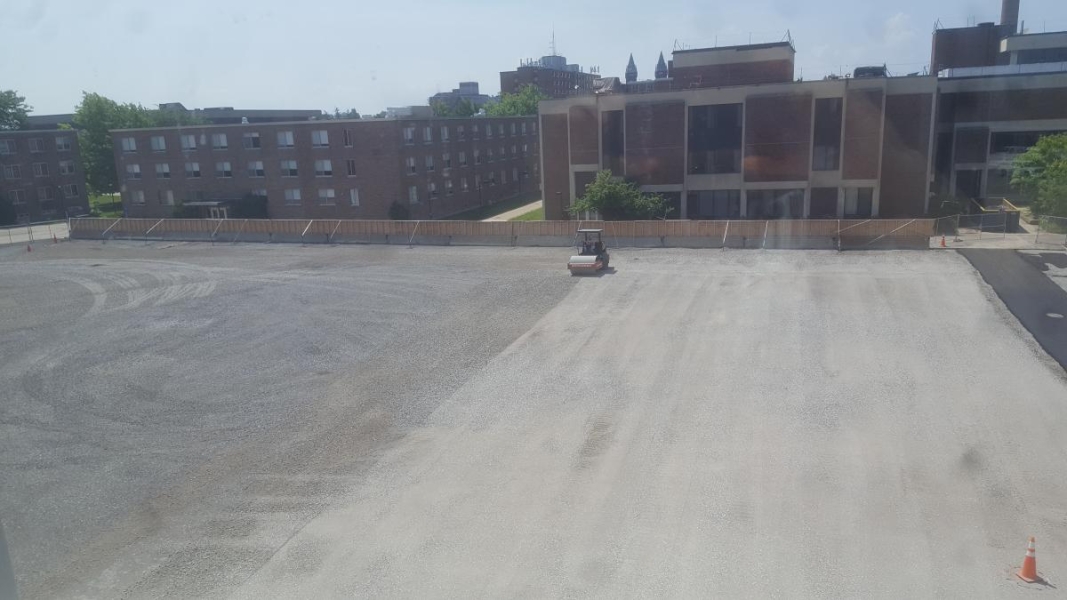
[0,130,88,223]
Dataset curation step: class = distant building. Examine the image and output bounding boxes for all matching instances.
[625,55,638,84]
[111,115,541,221]
[386,106,435,119]
[500,53,600,99]
[429,82,491,112]
[23,114,75,130]
[158,103,323,125]
[0,130,88,222]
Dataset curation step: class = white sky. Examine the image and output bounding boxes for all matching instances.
[4,0,1066,115]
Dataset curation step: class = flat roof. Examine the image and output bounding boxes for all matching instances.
[111,114,537,133]
[673,41,793,54]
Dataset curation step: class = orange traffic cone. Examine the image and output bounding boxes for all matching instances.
[940,235,947,248]
[1017,536,1040,583]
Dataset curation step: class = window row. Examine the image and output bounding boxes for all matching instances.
[3,184,80,203]
[124,159,359,180]
[121,129,355,153]
[129,188,361,208]
[0,137,73,155]
[406,168,527,204]
[404,146,530,174]
[686,187,874,219]
[402,121,537,145]
[2,161,76,179]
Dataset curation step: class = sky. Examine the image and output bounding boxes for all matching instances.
[4,0,1067,116]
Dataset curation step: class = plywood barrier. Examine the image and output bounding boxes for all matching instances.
[69,218,935,249]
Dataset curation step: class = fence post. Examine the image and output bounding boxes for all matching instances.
[762,220,769,249]
[1035,216,1041,246]
[722,220,730,250]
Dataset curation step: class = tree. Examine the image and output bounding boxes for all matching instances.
[71,92,203,195]
[484,85,546,117]
[325,108,360,120]
[0,193,17,225]
[0,90,31,130]
[1012,133,1067,217]
[388,201,411,220]
[432,99,477,118]
[371,111,388,119]
[570,171,671,220]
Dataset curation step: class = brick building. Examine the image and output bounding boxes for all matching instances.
[0,130,88,223]
[500,55,600,99]
[112,116,540,220]
[540,0,1067,220]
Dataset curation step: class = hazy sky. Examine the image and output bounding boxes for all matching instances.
[4,0,1067,115]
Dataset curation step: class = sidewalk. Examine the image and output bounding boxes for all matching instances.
[482,200,542,222]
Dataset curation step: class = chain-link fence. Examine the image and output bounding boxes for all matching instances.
[933,213,1011,242]
[1035,216,1067,248]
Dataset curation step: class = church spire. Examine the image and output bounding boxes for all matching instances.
[655,52,668,79]
[625,54,638,83]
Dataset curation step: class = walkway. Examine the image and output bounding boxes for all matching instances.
[482,200,542,222]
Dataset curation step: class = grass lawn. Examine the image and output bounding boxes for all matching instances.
[447,195,539,221]
[510,206,544,221]
[89,194,123,218]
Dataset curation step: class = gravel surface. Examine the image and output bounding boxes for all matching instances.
[3,243,1067,599]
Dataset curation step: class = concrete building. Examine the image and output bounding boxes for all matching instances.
[540,0,1067,220]
[429,82,491,112]
[0,130,88,223]
[112,116,540,220]
[500,54,600,99]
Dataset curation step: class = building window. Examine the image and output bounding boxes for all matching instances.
[121,137,137,153]
[277,131,295,148]
[155,163,170,179]
[55,137,72,151]
[406,156,417,175]
[9,189,25,204]
[461,177,469,192]
[404,127,415,145]
[151,136,166,151]
[311,130,329,148]
[181,134,197,150]
[251,189,267,199]
[443,153,451,169]
[423,126,432,143]
[501,170,507,185]
[487,148,494,162]
[36,186,55,201]
[458,125,466,141]
[243,132,261,149]
[0,140,16,154]
[284,189,302,205]
[131,190,145,205]
[523,143,529,155]
[32,163,48,177]
[511,145,517,157]
[844,187,874,218]
[472,124,480,139]
[61,183,79,198]
[157,189,174,205]
[747,189,805,219]
[215,161,233,178]
[343,129,353,147]
[497,124,504,137]
[687,189,741,219]
[125,164,141,180]
[315,159,333,177]
[29,138,45,153]
[812,98,843,171]
[532,122,537,134]
[317,188,336,204]
[475,149,481,165]
[687,103,742,175]
[441,126,449,142]
[511,123,517,136]
[521,122,527,135]
[428,182,437,198]
[425,155,434,172]
[408,185,419,204]
[512,167,518,182]
[445,179,453,195]
[345,159,357,176]
[459,151,467,167]
[280,160,298,177]
[499,146,505,159]
[474,174,481,188]
[3,164,21,179]
[211,133,228,149]
[248,161,265,177]
[486,125,493,139]
[185,162,201,178]
[349,188,360,206]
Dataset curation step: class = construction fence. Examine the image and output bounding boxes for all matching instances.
[68,217,935,250]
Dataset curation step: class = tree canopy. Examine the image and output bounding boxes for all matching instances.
[431,99,477,118]
[325,108,361,119]
[71,92,203,195]
[0,90,31,130]
[570,171,671,220]
[484,85,547,117]
[1012,133,1067,217]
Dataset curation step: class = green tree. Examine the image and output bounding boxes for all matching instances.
[326,108,361,119]
[484,85,547,117]
[371,111,388,119]
[71,92,203,195]
[432,99,477,118]
[1012,133,1067,217]
[0,90,31,130]
[570,171,671,220]
[0,193,18,225]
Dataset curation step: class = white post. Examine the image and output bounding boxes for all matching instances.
[762,220,769,249]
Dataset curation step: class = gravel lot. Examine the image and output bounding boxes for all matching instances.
[3,242,1067,599]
